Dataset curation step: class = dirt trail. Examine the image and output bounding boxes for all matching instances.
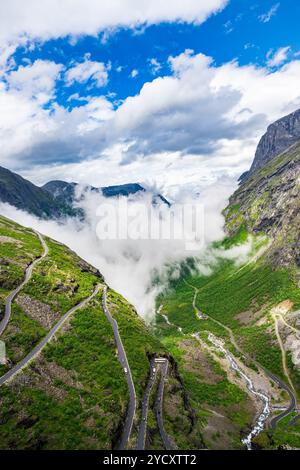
[272,313,296,394]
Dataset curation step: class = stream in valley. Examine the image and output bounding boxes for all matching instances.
[208,333,270,450]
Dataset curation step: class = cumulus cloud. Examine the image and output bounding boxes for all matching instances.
[2,48,300,185]
[65,54,109,88]
[259,3,280,23]
[0,43,18,74]
[266,46,290,68]
[6,59,63,104]
[0,0,228,47]
[112,51,256,160]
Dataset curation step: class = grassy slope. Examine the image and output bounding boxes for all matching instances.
[107,290,165,404]
[0,292,129,450]
[0,216,165,449]
[0,234,101,375]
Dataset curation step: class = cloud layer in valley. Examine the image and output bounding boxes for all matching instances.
[0,178,249,320]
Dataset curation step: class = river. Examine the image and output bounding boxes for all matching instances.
[208,333,270,450]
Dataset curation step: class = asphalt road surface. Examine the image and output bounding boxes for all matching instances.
[155,359,176,450]
[287,414,300,428]
[0,231,49,336]
[0,284,101,387]
[102,285,136,450]
[136,359,158,450]
[268,371,296,430]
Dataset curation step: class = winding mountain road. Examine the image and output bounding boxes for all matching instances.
[136,359,158,450]
[268,371,296,430]
[287,414,300,428]
[155,359,176,450]
[0,284,101,386]
[102,286,136,450]
[0,231,49,337]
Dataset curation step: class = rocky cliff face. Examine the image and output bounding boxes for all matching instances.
[244,108,300,181]
[224,141,300,267]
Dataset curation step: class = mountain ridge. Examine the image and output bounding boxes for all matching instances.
[0,166,169,220]
[240,108,300,182]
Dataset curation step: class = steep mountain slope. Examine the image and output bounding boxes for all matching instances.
[241,108,300,181]
[0,215,173,450]
[0,166,170,221]
[153,113,300,450]
[225,141,300,266]
[0,166,75,219]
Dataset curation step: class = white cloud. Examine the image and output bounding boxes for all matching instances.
[0,0,228,47]
[1,50,300,190]
[0,176,238,319]
[223,20,234,34]
[130,69,139,78]
[267,46,290,67]
[0,43,18,74]
[259,3,280,23]
[65,55,109,88]
[149,58,162,74]
[6,59,63,104]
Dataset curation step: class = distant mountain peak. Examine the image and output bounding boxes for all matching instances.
[240,108,300,183]
[0,166,170,220]
[43,180,170,207]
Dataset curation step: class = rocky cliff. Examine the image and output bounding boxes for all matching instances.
[242,108,300,181]
[224,140,300,266]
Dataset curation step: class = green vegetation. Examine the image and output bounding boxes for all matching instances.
[0,293,129,449]
[23,238,99,314]
[0,303,46,371]
[159,336,253,450]
[1,228,102,368]
[107,290,165,401]
[0,216,166,450]
[153,224,300,449]
[254,414,300,449]
[0,215,42,294]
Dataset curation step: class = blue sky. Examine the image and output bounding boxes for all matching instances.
[11,0,300,107]
[0,0,299,193]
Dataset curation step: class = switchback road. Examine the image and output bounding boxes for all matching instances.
[102,286,136,450]
[0,284,101,386]
[0,231,48,336]
[136,359,158,450]
[155,358,176,450]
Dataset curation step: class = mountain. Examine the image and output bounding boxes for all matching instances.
[0,166,76,219]
[43,180,170,207]
[1,111,299,451]
[240,108,300,182]
[0,214,191,450]
[0,167,170,221]
[154,111,300,450]
[225,132,300,267]
[43,180,144,202]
